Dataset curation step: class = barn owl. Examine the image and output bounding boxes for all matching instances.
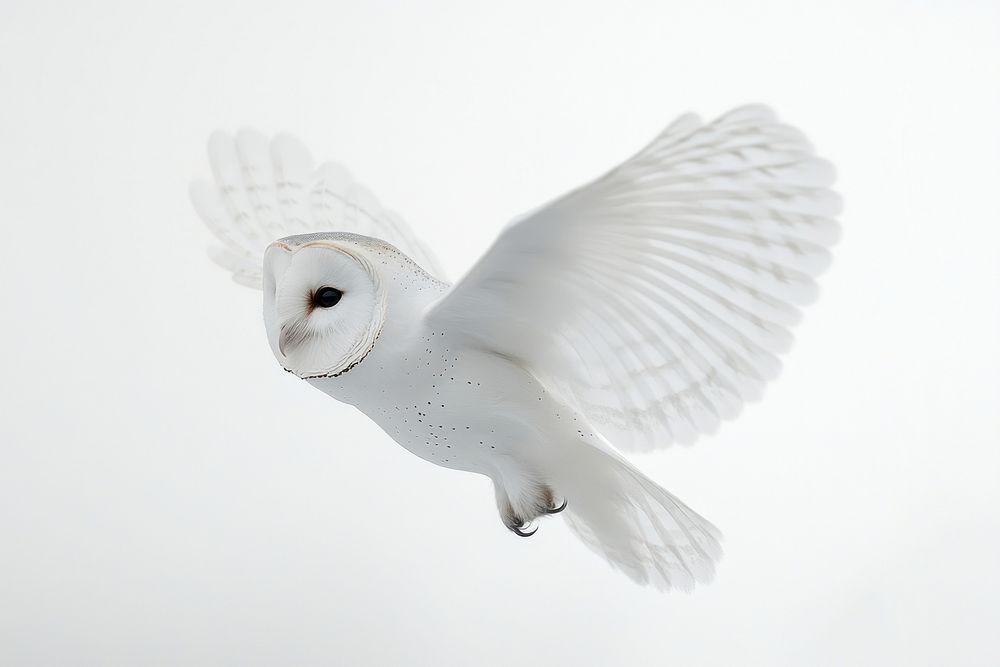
[190,105,839,591]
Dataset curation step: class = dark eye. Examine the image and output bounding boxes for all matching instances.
[313,286,343,308]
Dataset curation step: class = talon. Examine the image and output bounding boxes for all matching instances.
[543,498,568,514]
[511,524,538,537]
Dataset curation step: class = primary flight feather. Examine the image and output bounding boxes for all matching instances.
[191,105,839,590]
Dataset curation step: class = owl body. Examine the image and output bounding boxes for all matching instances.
[194,106,840,589]
[304,236,579,525]
[317,331,550,474]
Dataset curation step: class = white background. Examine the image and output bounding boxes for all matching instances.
[2,1,998,665]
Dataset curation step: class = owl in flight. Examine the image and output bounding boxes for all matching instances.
[191,105,839,591]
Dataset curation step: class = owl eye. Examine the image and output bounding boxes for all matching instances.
[313,286,343,308]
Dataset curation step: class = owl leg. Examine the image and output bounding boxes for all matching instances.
[494,478,565,537]
[496,490,537,537]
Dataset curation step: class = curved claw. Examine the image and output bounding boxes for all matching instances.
[511,523,538,537]
[543,498,568,514]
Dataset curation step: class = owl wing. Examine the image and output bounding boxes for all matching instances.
[426,105,840,450]
[191,130,446,288]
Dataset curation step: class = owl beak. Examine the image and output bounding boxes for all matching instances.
[278,324,294,357]
[277,320,310,358]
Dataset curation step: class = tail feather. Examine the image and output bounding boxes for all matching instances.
[556,444,722,591]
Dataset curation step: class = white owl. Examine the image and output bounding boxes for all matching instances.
[191,105,839,591]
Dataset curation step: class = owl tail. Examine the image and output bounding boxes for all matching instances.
[552,441,723,591]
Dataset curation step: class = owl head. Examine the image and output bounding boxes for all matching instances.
[263,233,388,379]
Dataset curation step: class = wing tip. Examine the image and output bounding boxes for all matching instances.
[713,103,778,125]
[206,129,234,154]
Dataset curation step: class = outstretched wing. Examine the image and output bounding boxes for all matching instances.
[426,105,840,450]
[191,130,446,288]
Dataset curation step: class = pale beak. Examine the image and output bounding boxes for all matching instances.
[278,323,294,357]
[278,320,310,357]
